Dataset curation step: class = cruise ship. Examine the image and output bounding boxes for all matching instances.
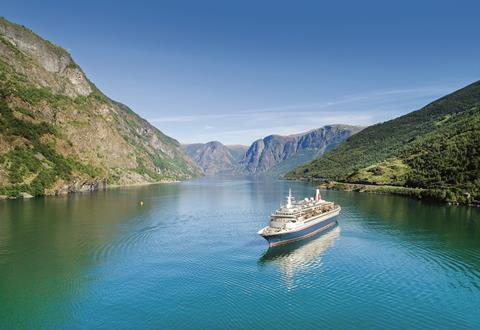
[258,189,340,247]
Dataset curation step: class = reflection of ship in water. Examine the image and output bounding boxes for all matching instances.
[258,225,341,286]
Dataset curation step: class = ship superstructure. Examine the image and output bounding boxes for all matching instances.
[258,189,340,247]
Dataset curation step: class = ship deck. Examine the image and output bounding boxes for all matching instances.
[259,206,341,237]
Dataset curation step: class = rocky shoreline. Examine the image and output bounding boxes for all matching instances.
[0,178,180,200]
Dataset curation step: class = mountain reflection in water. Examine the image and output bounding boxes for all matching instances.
[259,226,341,286]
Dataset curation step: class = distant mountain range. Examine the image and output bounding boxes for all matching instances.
[183,125,362,176]
[182,142,247,175]
[286,81,480,204]
[0,17,201,198]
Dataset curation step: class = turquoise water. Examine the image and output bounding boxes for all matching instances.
[1,178,480,329]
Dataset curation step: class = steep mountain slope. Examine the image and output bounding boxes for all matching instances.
[225,144,249,163]
[182,141,246,175]
[240,125,363,175]
[0,17,201,197]
[287,81,480,203]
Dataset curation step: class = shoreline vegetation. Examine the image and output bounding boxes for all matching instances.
[107,179,180,189]
[290,178,480,207]
[0,179,180,200]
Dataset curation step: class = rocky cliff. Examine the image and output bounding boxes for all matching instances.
[184,125,362,176]
[240,125,363,175]
[0,17,201,198]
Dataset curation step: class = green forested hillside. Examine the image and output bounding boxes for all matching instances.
[286,81,480,204]
[0,17,200,198]
[401,106,480,202]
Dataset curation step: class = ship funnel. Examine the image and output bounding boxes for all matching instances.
[287,188,292,208]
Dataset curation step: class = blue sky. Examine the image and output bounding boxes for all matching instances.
[3,0,480,144]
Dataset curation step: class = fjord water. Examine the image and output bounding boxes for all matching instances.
[1,178,480,329]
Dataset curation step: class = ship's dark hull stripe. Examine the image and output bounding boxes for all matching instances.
[263,215,339,247]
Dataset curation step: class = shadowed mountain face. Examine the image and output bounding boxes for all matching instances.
[240,125,363,176]
[182,142,247,175]
[225,145,249,163]
[184,125,362,176]
[0,17,201,198]
[287,81,480,204]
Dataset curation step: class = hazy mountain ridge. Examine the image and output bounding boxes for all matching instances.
[287,81,480,204]
[184,125,362,176]
[182,142,247,175]
[0,17,201,198]
[225,144,249,163]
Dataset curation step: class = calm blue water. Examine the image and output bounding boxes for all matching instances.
[1,177,480,329]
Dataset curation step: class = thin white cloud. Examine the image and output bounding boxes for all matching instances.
[179,112,376,144]
[151,84,457,144]
[149,84,452,124]
[150,115,209,123]
[237,85,452,114]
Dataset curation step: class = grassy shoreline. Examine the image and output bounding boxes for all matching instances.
[288,178,480,207]
[319,181,424,198]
